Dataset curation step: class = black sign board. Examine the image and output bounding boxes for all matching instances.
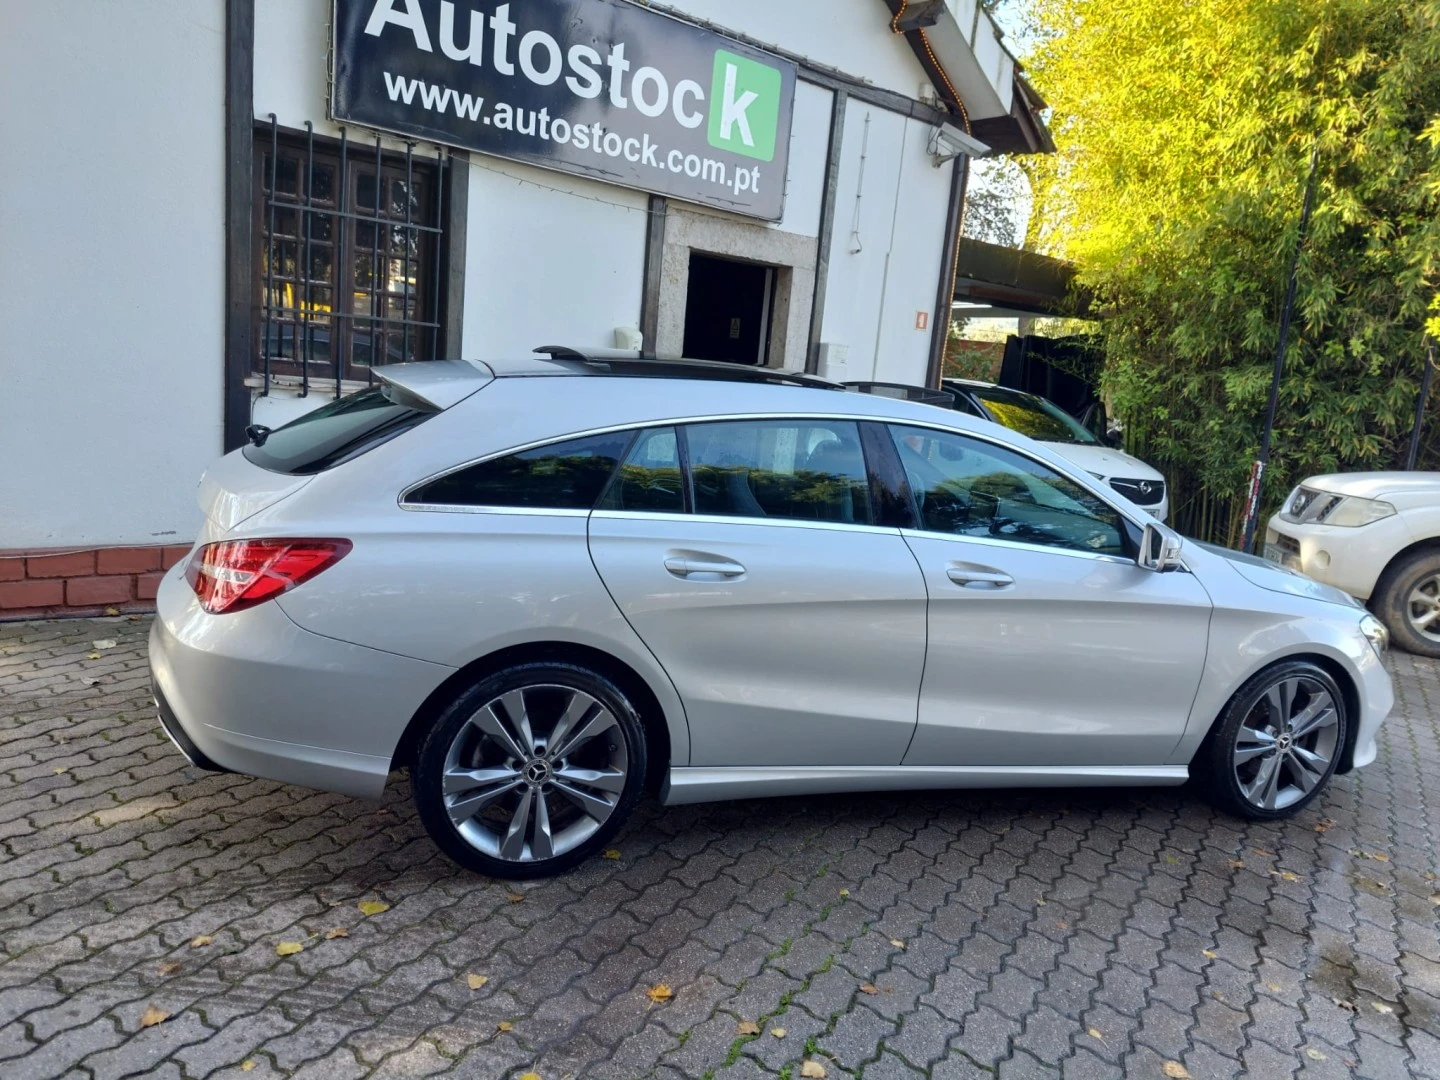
[332,0,797,220]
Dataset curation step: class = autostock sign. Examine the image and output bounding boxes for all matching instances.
[332,0,797,220]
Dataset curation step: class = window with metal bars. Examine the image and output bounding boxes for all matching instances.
[252,119,447,394]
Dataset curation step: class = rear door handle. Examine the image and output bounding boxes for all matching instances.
[947,566,1014,589]
[665,556,747,578]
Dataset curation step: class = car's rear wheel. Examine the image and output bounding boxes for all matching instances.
[1373,548,1440,657]
[413,662,647,879]
[1194,660,1346,820]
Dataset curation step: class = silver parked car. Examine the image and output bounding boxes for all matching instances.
[151,352,1394,878]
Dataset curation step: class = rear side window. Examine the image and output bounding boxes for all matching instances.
[409,431,633,509]
[243,386,435,475]
[685,419,873,525]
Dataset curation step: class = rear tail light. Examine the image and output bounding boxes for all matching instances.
[185,538,351,614]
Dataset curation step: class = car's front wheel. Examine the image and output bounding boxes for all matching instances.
[413,662,647,879]
[1194,660,1347,820]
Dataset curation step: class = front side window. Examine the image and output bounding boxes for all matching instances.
[889,425,1125,555]
[409,432,633,509]
[684,420,873,525]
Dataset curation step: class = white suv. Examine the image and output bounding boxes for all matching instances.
[1266,471,1440,655]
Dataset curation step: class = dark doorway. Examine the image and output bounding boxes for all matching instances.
[682,253,775,365]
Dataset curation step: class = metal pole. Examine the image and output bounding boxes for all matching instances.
[1240,145,1320,553]
[1406,340,1436,470]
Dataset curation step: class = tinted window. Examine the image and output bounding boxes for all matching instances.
[890,425,1124,555]
[410,431,632,509]
[598,427,685,513]
[685,420,873,525]
[969,387,1098,445]
[242,385,435,475]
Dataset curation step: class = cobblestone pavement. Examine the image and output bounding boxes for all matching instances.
[1,616,1439,1080]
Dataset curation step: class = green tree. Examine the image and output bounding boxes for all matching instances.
[1025,0,1440,544]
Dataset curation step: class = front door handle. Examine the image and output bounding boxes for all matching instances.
[665,555,747,578]
[947,566,1014,589]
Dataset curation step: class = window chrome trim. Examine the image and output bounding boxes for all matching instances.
[397,410,1146,531]
[591,509,901,537]
[400,504,592,519]
[899,527,1136,566]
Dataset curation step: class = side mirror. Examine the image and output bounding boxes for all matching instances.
[1138,521,1184,572]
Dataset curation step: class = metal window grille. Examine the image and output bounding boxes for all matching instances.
[255,116,447,397]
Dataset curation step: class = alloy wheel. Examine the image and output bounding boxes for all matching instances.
[1232,676,1340,811]
[1406,574,1440,641]
[442,684,628,863]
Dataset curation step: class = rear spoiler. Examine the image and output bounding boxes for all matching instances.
[373,360,495,410]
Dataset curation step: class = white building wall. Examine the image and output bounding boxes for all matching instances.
[666,0,928,100]
[820,106,953,385]
[0,0,225,549]
[461,160,649,358]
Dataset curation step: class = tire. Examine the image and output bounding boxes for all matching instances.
[1373,548,1440,658]
[1193,660,1347,821]
[413,661,648,879]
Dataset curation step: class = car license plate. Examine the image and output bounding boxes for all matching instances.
[1263,544,1297,570]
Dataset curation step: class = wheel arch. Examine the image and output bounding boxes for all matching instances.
[1199,651,1362,775]
[1373,535,1440,600]
[390,641,675,795]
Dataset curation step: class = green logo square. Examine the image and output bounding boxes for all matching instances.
[707,50,782,162]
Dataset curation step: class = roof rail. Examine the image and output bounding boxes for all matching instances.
[531,347,843,390]
[844,381,957,408]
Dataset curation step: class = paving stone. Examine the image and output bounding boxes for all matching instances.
[0,617,1438,1078]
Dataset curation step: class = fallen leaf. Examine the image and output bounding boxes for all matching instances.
[127,614,143,621]
[602,849,622,860]
[86,652,102,660]
[1252,848,1274,857]
[241,1062,257,1073]
[1202,949,1217,959]
[189,935,213,949]
[1430,894,1440,906]
[1276,871,1302,883]
[1314,819,1334,833]
[800,1062,827,1079]
[104,607,121,617]
[324,928,348,940]
[497,1021,514,1032]
[1036,898,1047,905]
[646,983,674,1003]
[53,767,67,775]
[466,973,489,990]
[1370,853,1390,862]
[1163,853,1181,864]
[1333,998,1357,1012]
[518,1073,540,1080]
[1055,920,1069,931]
[736,1021,760,1036]
[92,639,117,650]
[1161,1062,1191,1079]
[889,939,906,949]
[1305,1048,1327,1061]
[507,891,526,904]
[1227,860,1245,870]
[275,942,304,956]
[859,983,879,995]
[839,889,850,897]
[139,1005,169,1028]
[1371,1001,1395,1014]
[157,961,181,976]
[357,900,390,916]
[1426,871,1438,882]
[1087,1027,1104,1040]
[1266,982,1282,993]
[770,1027,786,1038]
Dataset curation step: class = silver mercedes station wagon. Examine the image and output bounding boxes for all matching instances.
[150,351,1394,878]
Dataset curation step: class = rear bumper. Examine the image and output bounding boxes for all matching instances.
[148,564,453,799]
